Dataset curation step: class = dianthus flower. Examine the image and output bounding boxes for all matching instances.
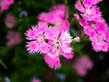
[0,0,14,11]
[38,4,70,32]
[4,14,17,28]
[90,30,108,52]
[80,17,109,52]
[73,56,93,76]
[44,28,74,69]
[25,22,50,54]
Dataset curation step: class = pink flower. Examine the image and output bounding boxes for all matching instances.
[90,31,108,52]
[73,56,93,76]
[80,19,109,52]
[44,29,74,69]
[31,78,41,82]
[6,30,21,46]
[4,14,17,28]
[75,0,102,22]
[0,0,14,11]
[38,4,70,32]
[25,22,49,54]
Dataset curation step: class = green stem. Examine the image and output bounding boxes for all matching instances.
[77,21,82,38]
[51,0,56,6]
[64,0,68,20]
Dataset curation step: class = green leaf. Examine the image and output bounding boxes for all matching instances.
[0,59,7,69]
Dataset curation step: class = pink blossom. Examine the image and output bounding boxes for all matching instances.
[4,14,17,28]
[73,56,93,76]
[6,30,21,46]
[31,78,41,82]
[38,4,70,32]
[80,19,109,52]
[90,31,108,52]
[0,0,14,11]
[25,22,49,54]
[44,29,74,69]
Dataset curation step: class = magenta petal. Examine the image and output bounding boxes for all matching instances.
[79,19,90,27]
[60,46,74,59]
[1,5,9,10]
[44,54,61,69]
[75,1,85,13]
[81,14,92,21]
[83,0,93,9]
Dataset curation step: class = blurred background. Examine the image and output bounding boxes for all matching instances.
[0,0,109,82]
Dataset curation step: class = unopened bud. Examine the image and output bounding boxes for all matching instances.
[74,37,80,42]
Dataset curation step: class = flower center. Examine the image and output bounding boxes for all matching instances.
[86,10,92,15]
[98,36,102,41]
[55,23,60,27]
[37,36,44,41]
[91,24,95,28]
[55,40,60,45]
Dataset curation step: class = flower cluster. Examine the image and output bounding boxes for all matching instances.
[75,0,109,52]
[73,56,93,76]
[25,4,73,69]
[0,0,14,12]
[25,4,74,69]
[25,22,73,69]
